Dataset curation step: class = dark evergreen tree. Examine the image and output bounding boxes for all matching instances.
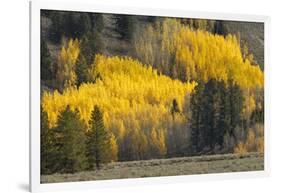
[146,16,157,23]
[53,105,87,173]
[189,79,244,154]
[214,20,226,35]
[77,13,92,37]
[76,53,89,87]
[64,12,92,39]
[250,92,264,124]
[41,40,52,80]
[91,13,104,32]
[171,98,180,120]
[80,30,104,65]
[49,11,64,42]
[41,108,56,174]
[64,13,78,37]
[87,105,111,169]
[201,79,221,149]
[217,81,231,146]
[49,12,92,42]
[115,15,136,40]
[228,80,243,140]
[190,81,205,154]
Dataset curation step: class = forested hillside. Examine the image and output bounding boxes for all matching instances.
[40,10,264,176]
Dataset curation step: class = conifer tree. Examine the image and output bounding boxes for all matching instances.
[228,81,243,140]
[76,53,88,87]
[171,98,180,120]
[49,12,92,42]
[77,13,92,37]
[214,20,226,35]
[91,13,104,32]
[190,81,205,154]
[53,105,87,173]
[41,108,56,174]
[80,31,104,65]
[189,79,244,154]
[201,79,221,149]
[217,81,231,146]
[87,105,112,169]
[115,15,136,40]
[41,40,52,80]
[49,11,64,43]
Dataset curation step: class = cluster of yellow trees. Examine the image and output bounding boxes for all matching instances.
[42,18,264,160]
[133,19,264,155]
[42,54,196,159]
[134,19,264,89]
[57,39,80,90]
[234,124,264,154]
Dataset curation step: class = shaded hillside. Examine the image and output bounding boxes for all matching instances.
[222,21,264,70]
[41,13,264,71]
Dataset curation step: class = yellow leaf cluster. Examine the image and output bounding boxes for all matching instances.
[109,133,118,162]
[134,19,264,89]
[42,55,196,146]
[234,142,247,155]
[173,27,264,88]
[150,128,167,157]
[234,125,264,154]
[57,38,80,89]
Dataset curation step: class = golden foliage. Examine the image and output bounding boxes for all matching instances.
[42,55,196,157]
[133,19,181,75]
[57,38,80,90]
[234,125,264,154]
[109,133,118,162]
[245,130,256,151]
[150,128,167,157]
[174,27,264,88]
[234,142,247,155]
[243,92,256,121]
[134,19,264,89]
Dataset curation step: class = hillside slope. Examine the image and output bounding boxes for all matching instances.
[223,21,264,69]
[41,14,264,71]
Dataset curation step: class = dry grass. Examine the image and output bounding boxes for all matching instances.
[41,152,264,183]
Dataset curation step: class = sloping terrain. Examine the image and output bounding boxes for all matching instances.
[41,15,264,70]
[223,21,264,69]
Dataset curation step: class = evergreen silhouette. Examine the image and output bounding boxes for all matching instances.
[41,40,52,80]
[41,108,56,174]
[87,105,111,169]
[53,105,87,173]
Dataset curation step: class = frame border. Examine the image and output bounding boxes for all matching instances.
[30,1,271,192]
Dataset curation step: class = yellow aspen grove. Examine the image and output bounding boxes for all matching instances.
[109,133,118,162]
[150,128,167,157]
[134,19,264,89]
[173,27,264,88]
[56,38,80,90]
[234,142,247,155]
[42,54,195,160]
[234,125,264,154]
[43,54,195,128]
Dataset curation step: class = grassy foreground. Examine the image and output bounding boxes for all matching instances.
[41,153,263,183]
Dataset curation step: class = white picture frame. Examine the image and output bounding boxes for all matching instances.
[30,0,271,192]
